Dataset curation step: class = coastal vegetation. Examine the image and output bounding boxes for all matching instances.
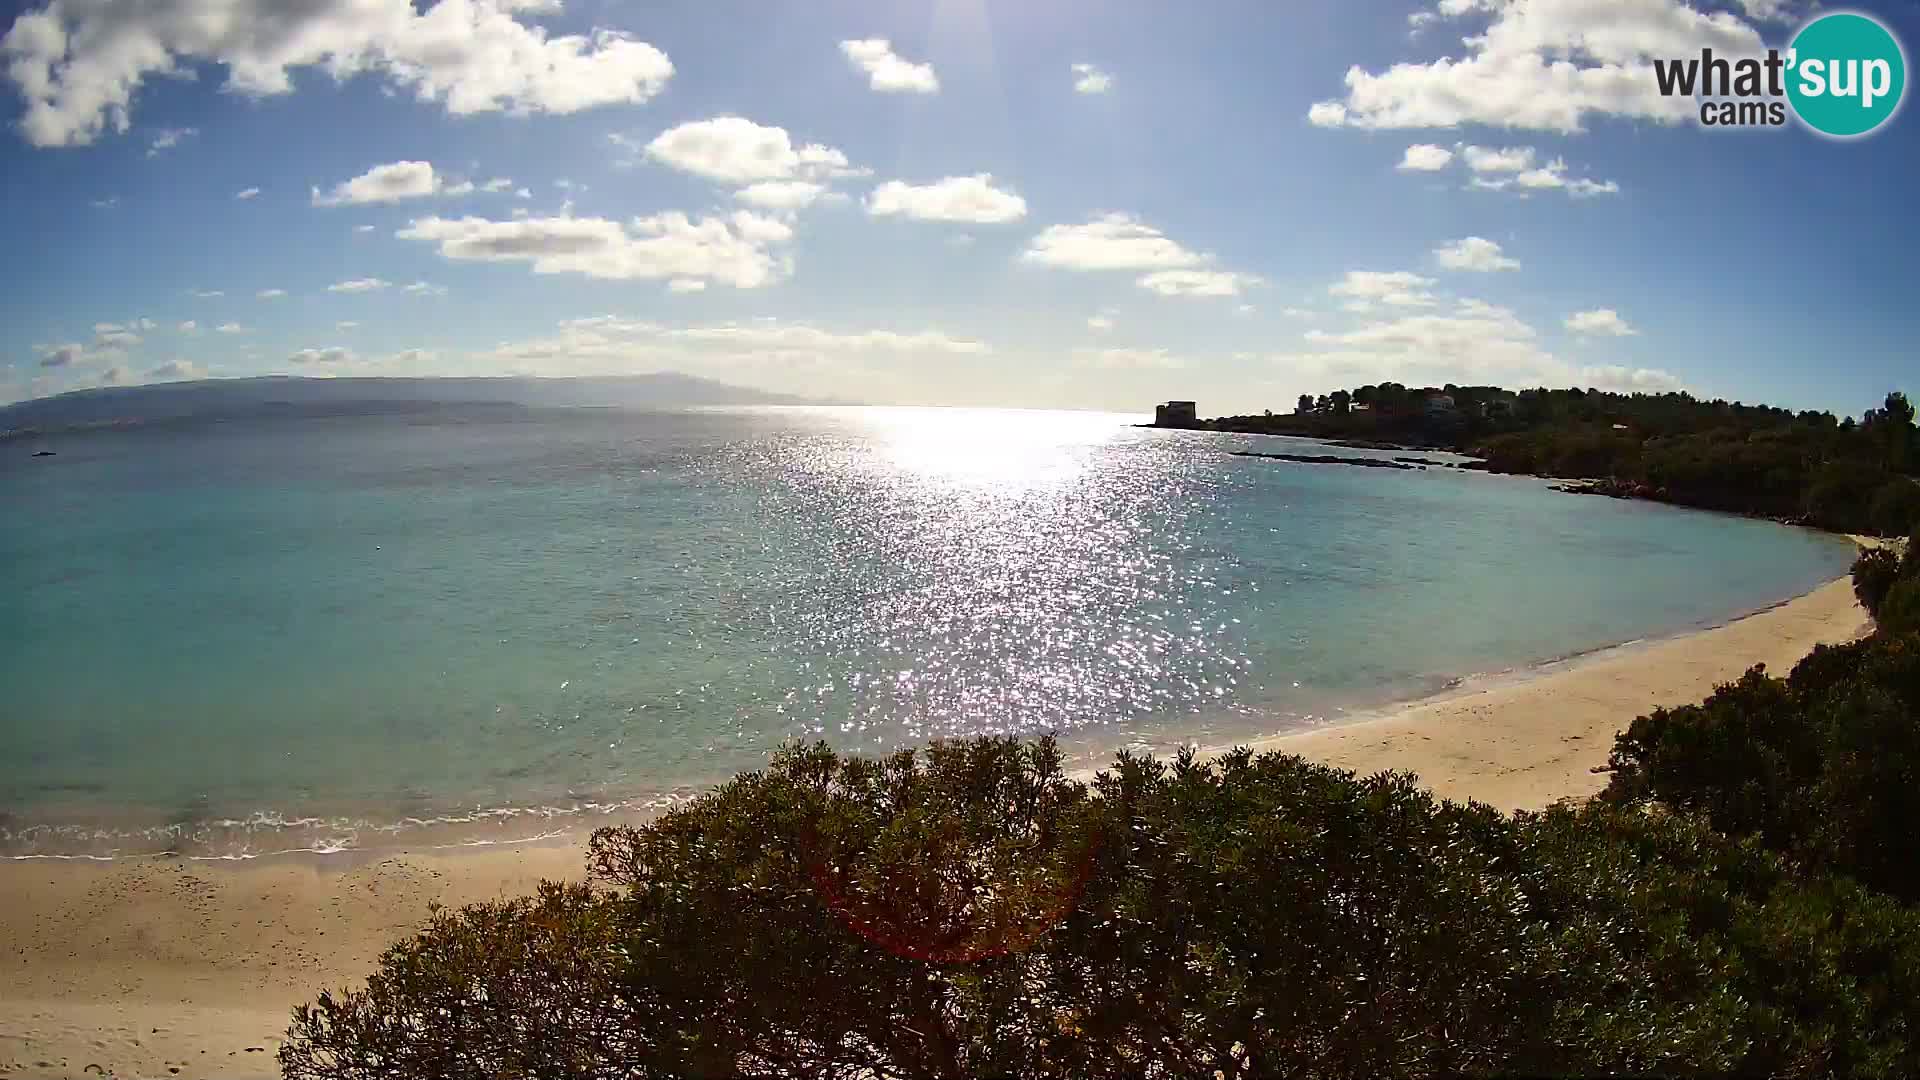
[1213,385,1919,536]
[284,537,1920,1080]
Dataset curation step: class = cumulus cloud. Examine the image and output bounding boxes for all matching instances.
[145,126,195,156]
[839,38,938,93]
[397,210,793,289]
[1275,297,1681,394]
[290,347,354,365]
[643,117,863,187]
[1071,63,1112,94]
[1462,145,1536,173]
[1138,269,1257,297]
[1306,0,1765,133]
[177,320,197,332]
[735,180,829,211]
[667,278,705,294]
[191,289,223,298]
[1434,236,1519,272]
[1397,143,1453,171]
[479,177,513,193]
[257,288,285,299]
[36,343,83,367]
[235,186,260,199]
[147,360,203,380]
[1087,313,1115,332]
[2,0,673,148]
[867,175,1026,224]
[402,280,448,296]
[1329,270,1438,308]
[1565,308,1637,336]
[215,322,245,333]
[313,161,442,206]
[1023,214,1207,272]
[1024,213,1257,298]
[327,277,391,293]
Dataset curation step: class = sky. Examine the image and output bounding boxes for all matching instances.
[1,0,1915,416]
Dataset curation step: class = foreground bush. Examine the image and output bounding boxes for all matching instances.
[282,738,1920,1079]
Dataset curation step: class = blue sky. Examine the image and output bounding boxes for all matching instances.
[1,0,1914,415]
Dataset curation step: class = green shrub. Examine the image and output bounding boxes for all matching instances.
[1870,479,1920,537]
[1855,548,1904,616]
[282,738,1920,1079]
[1605,632,1920,901]
[1881,578,1920,637]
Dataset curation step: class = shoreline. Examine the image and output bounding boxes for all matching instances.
[0,567,1875,1078]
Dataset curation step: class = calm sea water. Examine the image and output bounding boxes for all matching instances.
[0,406,1854,858]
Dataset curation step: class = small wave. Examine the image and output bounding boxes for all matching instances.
[1,793,694,862]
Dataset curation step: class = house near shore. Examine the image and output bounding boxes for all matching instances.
[1423,392,1456,414]
[1154,400,1199,428]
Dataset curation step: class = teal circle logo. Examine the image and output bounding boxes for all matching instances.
[1787,12,1906,138]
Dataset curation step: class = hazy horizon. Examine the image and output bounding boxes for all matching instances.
[3,1,1914,416]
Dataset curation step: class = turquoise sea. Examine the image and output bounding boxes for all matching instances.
[0,406,1855,858]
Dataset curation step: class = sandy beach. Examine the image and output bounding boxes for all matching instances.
[0,571,1874,1079]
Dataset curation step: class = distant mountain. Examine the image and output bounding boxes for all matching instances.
[0,374,832,435]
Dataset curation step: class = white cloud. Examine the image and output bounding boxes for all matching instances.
[1275,297,1681,393]
[147,360,203,380]
[1138,269,1257,297]
[145,126,195,156]
[643,117,864,187]
[667,278,706,294]
[867,175,1026,224]
[1307,0,1764,133]
[90,196,118,208]
[1024,213,1256,299]
[513,186,531,199]
[35,343,85,367]
[1397,143,1453,171]
[1461,145,1536,173]
[1329,270,1438,307]
[397,210,793,289]
[176,320,197,332]
[480,177,513,193]
[402,280,448,296]
[336,321,360,330]
[2,0,673,148]
[1023,213,1206,272]
[235,186,260,199]
[191,289,222,298]
[1071,63,1112,94]
[839,38,938,94]
[256,288,285,299]
[327,277,391,293]
[735,180,828,211]
[1307,102,1348,127]
[354,224,376,233]
[1565,308,1637,336]
[290,347,354,365]
[1434,236,1519,272]
[1578,364,1682,391]
[313,161,441,206]
[1512,157,1619,197]
[1087,313,1115,332]
[215,322,245,334]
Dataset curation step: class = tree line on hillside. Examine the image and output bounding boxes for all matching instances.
[1209,384,1919,536]
[282,532,1920,1079]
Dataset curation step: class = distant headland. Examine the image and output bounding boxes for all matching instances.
[1147,383,1919,539]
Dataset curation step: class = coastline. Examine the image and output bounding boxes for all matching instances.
[0,569,1875,1079]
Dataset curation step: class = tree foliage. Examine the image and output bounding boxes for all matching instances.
[1219,384,1917,534]
[284,732,1920,1079]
